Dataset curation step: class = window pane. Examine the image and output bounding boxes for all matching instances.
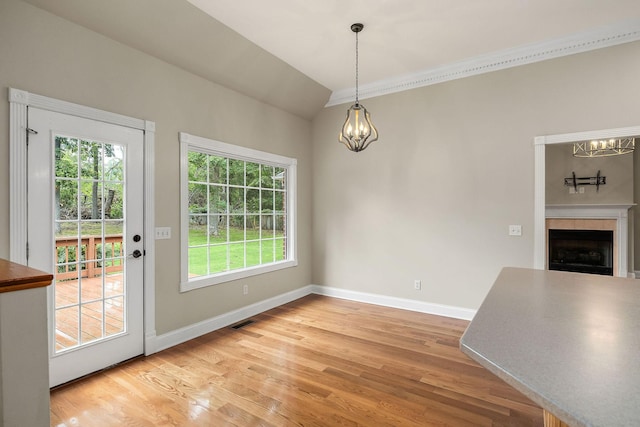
[274,191,285,214]
[209,156,227,184]
[229,159,244,186]
[189,247,208,277]
[189,215,207,246]
[80,261,102,302]
[262,239,275,264]
[229,216,244,241]
[189,183,207,214]
[229,187,244,214]
[229,243,245,270]
[209,245,228,274]
[246,215,259,235]
[188,151,208,182]
[274,167,286,190]
[103,144,123,182]
[56,277,79,306]
[81,222,102,263]
[209,215,228,241]
[275,214,285,236]
[275,238,286,261]
[261,215,275,238]
[246,189,259,214]
[81,301,104,344]
[105,273,123,298]
[55,137,78,178]
[246,241,261,267]
[56,179,78,220]
[104,182,123,220]
[56,306,79,351]
[80,141,103,181]
[106,219,123,245]
[246,162,260,187]
[260,165,274,189]
[209,185,226,214]
[261,190,274,213]
[105,296,124,336]
[80,180,103,220]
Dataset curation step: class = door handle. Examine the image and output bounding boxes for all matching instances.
[129,249,143,259]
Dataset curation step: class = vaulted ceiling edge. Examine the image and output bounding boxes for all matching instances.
[325,22,640,107]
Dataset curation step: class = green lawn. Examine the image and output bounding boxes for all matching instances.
[56,221,123,237]
[55,222,284,277]
[188,226,285,276]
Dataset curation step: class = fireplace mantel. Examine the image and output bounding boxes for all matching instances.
[546,204,634,218]
[546,204,635,277]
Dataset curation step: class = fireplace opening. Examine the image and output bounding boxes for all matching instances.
[548,229,613,276]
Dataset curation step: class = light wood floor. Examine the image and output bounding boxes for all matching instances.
[50,295,543,426]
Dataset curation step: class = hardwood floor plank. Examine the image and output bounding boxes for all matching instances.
[51,295,543,426]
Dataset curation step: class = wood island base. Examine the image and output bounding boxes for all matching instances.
[544,410,570,427]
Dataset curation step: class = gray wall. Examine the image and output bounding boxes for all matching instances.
[311,41,640,310]
[0,0,313,335]
[545,143,633,205]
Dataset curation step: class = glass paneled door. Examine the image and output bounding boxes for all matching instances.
[27,108,144,387]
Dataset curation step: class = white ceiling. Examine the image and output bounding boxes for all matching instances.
[18,0,640,117]
[188,0,640,103]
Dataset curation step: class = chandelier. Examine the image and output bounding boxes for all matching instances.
[573,137,635,157]
[339,23,379,152]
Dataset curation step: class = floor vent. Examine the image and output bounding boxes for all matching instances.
[231,319,255,330]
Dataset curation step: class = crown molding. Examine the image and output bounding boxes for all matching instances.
[326,21,640,107]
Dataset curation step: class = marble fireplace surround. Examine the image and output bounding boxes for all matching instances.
[545,205,633,277]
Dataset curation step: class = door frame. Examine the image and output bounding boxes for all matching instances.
[9,88,157,356]
[533,124,640,275]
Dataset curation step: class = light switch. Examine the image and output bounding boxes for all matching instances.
[155,227,171,239]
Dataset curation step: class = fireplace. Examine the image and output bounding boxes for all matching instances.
[544,205,633,277]
[548,229,613,276]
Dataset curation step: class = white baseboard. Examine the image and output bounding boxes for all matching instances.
[633,271,639,279]
[148,284,476,354]
[151,285,313,353]
[310,285,477,321]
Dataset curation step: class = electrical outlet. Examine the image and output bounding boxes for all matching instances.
[155,227,171,239]
[414,280,421,290]
[509,225,522,236]
[243,284,249,295]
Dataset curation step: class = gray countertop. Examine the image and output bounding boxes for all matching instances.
[460,267,640,427]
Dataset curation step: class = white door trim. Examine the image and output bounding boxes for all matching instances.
[533,125,640,274]
[9,88,157,355]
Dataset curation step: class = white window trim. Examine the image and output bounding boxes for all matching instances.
[179,132,298,292]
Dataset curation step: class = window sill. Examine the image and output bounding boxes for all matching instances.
[180,259,298,292]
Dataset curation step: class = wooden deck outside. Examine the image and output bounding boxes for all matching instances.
[54,234,126,352]
[54,273,125,351]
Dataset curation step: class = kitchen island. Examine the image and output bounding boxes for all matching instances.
[0,258,52,427]
[460,267,640,427]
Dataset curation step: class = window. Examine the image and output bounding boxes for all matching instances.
[179,132,297,291]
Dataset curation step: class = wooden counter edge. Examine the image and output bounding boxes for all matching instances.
[0,259,53,293]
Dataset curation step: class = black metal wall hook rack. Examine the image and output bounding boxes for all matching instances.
[564,171,606,192]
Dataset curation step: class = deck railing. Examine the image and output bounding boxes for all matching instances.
[55,235,123,280]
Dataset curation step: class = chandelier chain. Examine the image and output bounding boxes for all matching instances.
[355,29,359,104]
